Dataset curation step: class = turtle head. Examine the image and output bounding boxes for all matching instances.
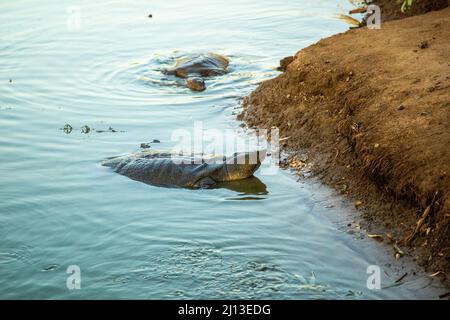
[211,150,266,182]
[186,77,206,91]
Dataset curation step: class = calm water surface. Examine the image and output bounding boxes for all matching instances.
[0,0,445,299]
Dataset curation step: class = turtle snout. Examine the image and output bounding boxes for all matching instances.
[223,150,266,181]
[186,78,206,92]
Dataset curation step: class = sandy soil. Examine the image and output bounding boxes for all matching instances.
[239,7,450,283]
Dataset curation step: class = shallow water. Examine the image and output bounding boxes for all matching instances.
[0,0,445,299]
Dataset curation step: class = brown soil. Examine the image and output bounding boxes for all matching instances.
[374,0,449,21]
[239,8,450,283]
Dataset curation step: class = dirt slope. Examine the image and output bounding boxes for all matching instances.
[375,0,448,21]
[239,8,450,278]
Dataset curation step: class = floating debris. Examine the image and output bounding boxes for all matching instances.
[335,14,362,28]
[430,271,445,277]
[140,139,161,148]
[95,126,124,133]
[61,124,124,134]
[42,264,59,272]
[395,272,408,283]
[394,243,405,259]
[63,124,73,134]
[367,234,384,241]
[386,233,394,244]
[81,125,91,134]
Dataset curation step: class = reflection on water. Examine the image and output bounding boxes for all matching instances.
[0,0,446,299]
[218,176,268,199]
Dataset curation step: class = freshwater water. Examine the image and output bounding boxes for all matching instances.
[0,0,445,299]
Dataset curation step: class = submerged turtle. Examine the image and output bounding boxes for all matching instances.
[102,150,265,189]
[162,53,229,91]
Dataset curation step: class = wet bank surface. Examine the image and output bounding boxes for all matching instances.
[0,0,447,299]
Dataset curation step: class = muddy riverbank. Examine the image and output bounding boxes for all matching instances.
[239,6,450,284]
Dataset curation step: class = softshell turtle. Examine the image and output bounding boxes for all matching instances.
[102,150,265,189]
[162,53,229,91]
